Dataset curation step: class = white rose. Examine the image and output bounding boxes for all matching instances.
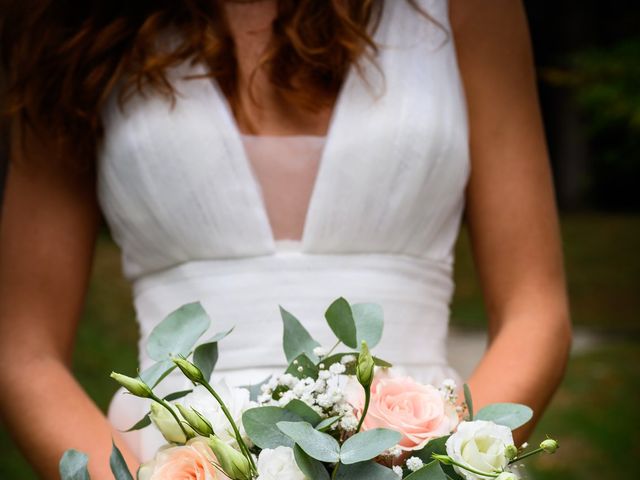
[257,446,307,480]
[445,420,514,480]
[182,379,256,448]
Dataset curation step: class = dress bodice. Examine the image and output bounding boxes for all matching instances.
[98,0,468,280]
[99,0,471,460]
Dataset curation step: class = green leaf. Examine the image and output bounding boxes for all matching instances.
[281,306,321,363]
[404,460,448,480]
[146,302,211,361]
[109,442,133,480]
[316,416,341,432]
[475,403,533,430]
[352,303,384,349]
[59,449,90,480]
[284,399,322,426]
[242,406,302,449]
[193,342,218,382]
[163,389,193,402]
[334,461,399,480]
[373,356,393,368]
[204,327,234,344]
[293,445,331,480]
[413,436,449,464]
[325,297,358,348]
[123,412,151,432]
[463,384,473,420]
[139,359,175,388]
[286,354,319,380]
[339,428,402,464]
[277,421,340,463]
[242,376,273,402]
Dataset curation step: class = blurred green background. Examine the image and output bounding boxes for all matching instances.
[1,1,639,478]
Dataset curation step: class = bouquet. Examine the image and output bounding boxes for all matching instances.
[60,297,558,479]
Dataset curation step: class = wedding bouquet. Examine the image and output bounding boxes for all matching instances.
[60,297,558,480]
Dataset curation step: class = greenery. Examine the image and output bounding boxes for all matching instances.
[542,39,640,210]
[451,213,640,333]
[0,214,638,478]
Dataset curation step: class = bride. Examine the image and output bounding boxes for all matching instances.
[0,0,572,478]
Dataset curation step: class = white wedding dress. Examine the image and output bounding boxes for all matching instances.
[98,0,470,461]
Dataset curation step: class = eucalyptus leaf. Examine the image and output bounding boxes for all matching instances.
[163,389,193,402]
[286,354,319,379]
[281,306,321,363]
[139,359,175,388]
[413,435,449,464]
[204,327,234,344]
[146,302,210,361]
[340,428,402,464]
[293,445,331,480]
[277,421,340,463]
[463,383,473,420]
[352,303,384,349]
[242,376,273,402]
[242,406,302,449]
[59,449,90,480]
[316,415,341,432]
[284,399,323,426]
[334,461,399,480]
[193,342,218,381]
[325,297,358,348]
[109,442,133,480]
[475,403,533,430]
[373,356,393,368]
[123,412,151,432]
[403,460,448,480]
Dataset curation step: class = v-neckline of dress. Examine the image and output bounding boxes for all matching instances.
[195,2,391,253]
[207,70,354,253]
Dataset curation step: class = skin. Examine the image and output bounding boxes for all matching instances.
[0,0,571,477]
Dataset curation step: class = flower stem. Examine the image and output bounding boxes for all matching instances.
[434,456,499,478]
[355,388,371,433]
[150,394,191,440]
[200,380,257,474]
[509,446,544,463]
[331,462,341,479]
[325,340,342,358]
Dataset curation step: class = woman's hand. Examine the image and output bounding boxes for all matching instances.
[450,0,572,444]
[0,126,139,478]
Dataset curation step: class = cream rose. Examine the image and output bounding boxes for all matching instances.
[137,437,229,480]
[256,446,307,480]
[445,420,515,480]
[347,372,459,451]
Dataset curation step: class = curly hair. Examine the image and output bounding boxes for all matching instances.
[1,0,431,162]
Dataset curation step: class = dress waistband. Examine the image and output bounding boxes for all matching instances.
[132,251,455,372]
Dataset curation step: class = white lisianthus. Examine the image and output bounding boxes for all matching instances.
[149,402,194,444]
[445,420,515,480]
[256,446,307,480]
[182,379,256,448]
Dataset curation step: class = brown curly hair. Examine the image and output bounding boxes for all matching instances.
[1,0,431,162]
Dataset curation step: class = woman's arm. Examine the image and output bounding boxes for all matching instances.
[0,127,139,478]
[449,0,572,443]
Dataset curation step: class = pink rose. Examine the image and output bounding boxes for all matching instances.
[348,373,459,451]
[138,437,229,480]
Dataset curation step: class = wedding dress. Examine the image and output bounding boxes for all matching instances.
[99,0,470,460]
